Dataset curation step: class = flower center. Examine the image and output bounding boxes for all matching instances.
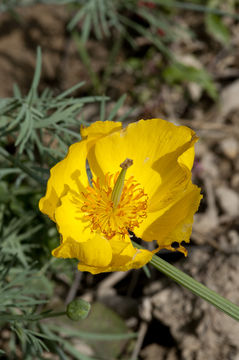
[81,161,148,239]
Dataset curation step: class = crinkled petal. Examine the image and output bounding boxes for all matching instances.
[77,250,152,274]
[53,232,152,274]
[52,234,112,268]
[39,121,122,221]
[134,183,202,255]
[54,189,91,242]
[39,140,89,221]
[77,235,152,274]
[148,138,197,212]
[88,119,197,201]
[178,146,195,171]
[81,120,122,140]
[109,238,152,269]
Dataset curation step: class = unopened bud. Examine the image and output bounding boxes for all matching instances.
[66,298,91,321]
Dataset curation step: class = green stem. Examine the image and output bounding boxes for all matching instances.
[133,242,239,321]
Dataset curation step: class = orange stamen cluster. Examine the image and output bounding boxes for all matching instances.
[81,173,148,239]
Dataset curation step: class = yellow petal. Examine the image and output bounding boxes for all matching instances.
[135,183,202,255]
[54,189,92,242]
[53,232,152,274]
[178,146,195,171]
[110,238,152,269]
[81,120,122,140]
[77,250,152,274]
[88,118,196,200]
[39,140,89,221]
[78,234,152,274]
[39,121,122,221]
[148,137,197,212]
[52,234,112,268]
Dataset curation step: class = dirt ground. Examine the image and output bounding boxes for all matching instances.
[1,4,239,360]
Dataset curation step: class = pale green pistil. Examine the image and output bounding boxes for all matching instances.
[111,158,133,208]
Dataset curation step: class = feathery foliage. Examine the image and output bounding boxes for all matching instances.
[0,47,132,358]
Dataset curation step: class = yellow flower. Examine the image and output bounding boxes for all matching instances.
[39,119,202,274]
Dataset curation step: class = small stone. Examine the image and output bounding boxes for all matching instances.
[219,159,232,179]
[141,344,167,360]
[220,137,238,159]
[231,173,239,189]
[216,186,239,216]
[228,230,239,247]
[139,297,152,322]
[200,152,219,178]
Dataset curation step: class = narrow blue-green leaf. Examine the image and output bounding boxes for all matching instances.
[29,106,44,118]
[92,0,102,40]
[29,46,42,94]
[18,110,33,153]
[35,103,83,128]
[0,98,18,115]
[98,0,110,36]
[67,5,88,31]
[100,96,106,122]
[82,12,92,43]
[108,94,126,121]
[6,104,25,131]
[151,0,239,19]
[78,95,109,104]
[56,82,85,99]
[13,83,22,99]
[54,124,82,140]
[40,87,52,101]
[15,111,31,147]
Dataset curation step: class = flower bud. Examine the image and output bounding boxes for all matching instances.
[66,298,91,321]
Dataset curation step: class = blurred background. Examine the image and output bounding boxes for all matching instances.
[0,1,239,359]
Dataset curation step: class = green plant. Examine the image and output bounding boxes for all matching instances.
[67,0,237,98]
[1,1,237,98]
[0,47,133,358]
